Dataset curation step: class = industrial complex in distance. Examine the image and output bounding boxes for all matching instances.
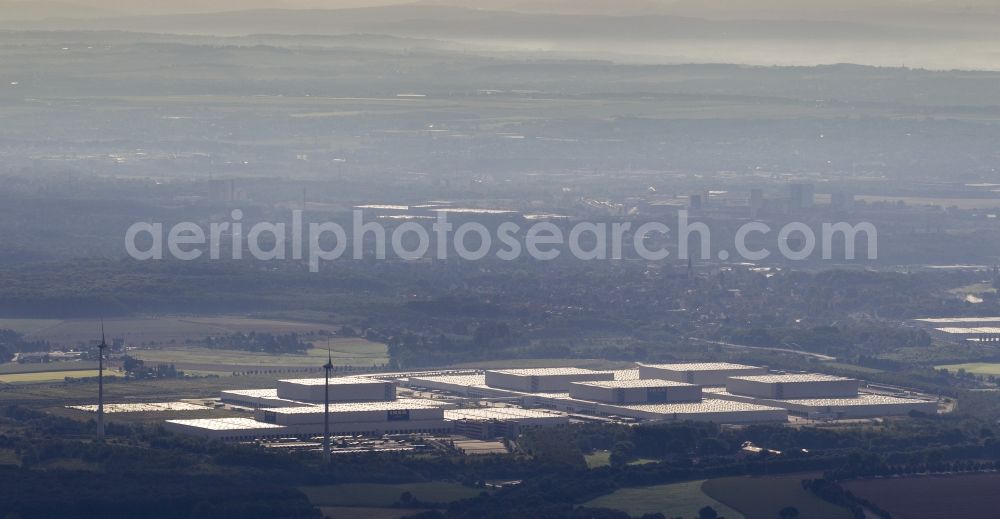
[160,361,941,443]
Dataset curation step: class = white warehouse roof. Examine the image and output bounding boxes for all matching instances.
[165,417,286,431]
[729,374,853,384]
[222,389,278,398]
[572,379,695,389]
[444,408,566,421]
[639,362,761,372]
[621,399,783,414]
[278,377,386,386]
[771,394,932,407]
[613,369,641,380]
[266,400,439,414]
[410,374,486,386]
[488,368,609,376]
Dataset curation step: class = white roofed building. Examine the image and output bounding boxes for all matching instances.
[637,362,767,386]
[484,368,614,392]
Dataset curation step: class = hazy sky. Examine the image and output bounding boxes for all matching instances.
[23,0,1000,17]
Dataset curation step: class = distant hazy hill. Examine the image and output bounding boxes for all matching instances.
[4,3,998,69]
[0,0,115,20]
[416,0,672,15]
[1,4,968,40]
[417,0,1000,18]
[14,0,1000,19]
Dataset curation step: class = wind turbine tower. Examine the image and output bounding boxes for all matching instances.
[97,320,107,442]
[322,342,334,464]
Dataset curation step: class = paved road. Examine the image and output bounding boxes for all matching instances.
[688,337,837,361]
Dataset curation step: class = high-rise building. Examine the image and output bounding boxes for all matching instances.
[789,183,815,210]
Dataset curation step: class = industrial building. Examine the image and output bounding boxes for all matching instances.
[519,391,787,423]
[409,364,936,423]
[568,379,701,404]
[726,374,860,399]
[444,408,568,439]
[165,362,941,442]
[706,370,938,419]
[611,400,788,423]
[637,362,768,385]
[484,368,614,392]
[276,377,396,403]
[255,400,451,436]
[409,373,516,398]
[707,390,938,419]
[408,369,640,398]
[411,366,787,424]
[220,389,304,409]
[164,417,287,441]
[167,372,576,442]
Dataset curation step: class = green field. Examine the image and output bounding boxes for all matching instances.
[20,316,338,346]
[0,448,18,467]
[299,482,484,508]
[0,362,98,375]
[586,480,743,518]
[0,318,64,335]
[132,338,388,370]
[585,450,612,468]
[0,373,288,406]
[702,475,853,519]
[936,363,1000,376]
[0,370,119,384]
[843,473,1000,518]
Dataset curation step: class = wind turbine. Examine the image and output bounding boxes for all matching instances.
[97,319,107,442]
[323,340,334,464]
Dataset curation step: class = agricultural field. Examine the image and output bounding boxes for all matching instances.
[0,362,98,375]
[935,362,1000,376]
[0,370,116,384]
[586,480,743,519]
[0,373,288,406]
[0,318,63,335]
[18,316,338,346]
[843,473,1000,518]
[0,448,18,466]
[702,475,853,519]
[299,482,484,508]
[131,338,388,371]
[584,450,612,468]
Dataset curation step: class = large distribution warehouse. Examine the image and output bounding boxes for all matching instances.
[726,374,860,399]
[411,365,789,424]
[484,368,614,392]
[637,362,768,385]
[276,377,396,403]
[163,361,941,442]
[255,400,450,436]
[568,379,702,404]
[706,371,938,419]
[445,408,568,439]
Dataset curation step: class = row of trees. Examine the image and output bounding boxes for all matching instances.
[121,356,182,379]
[0,329,49,363]
[202,332,310,354]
